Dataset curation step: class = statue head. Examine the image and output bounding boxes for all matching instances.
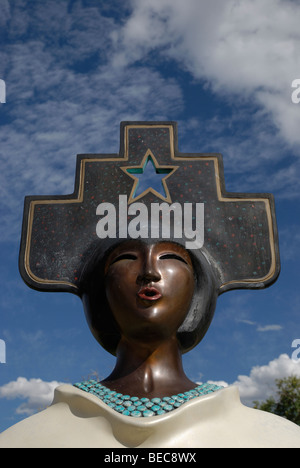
[80,236,219,356]
[18,121,280,374]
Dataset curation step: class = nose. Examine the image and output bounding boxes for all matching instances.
[136,247,161,285]
[137,270,161,285]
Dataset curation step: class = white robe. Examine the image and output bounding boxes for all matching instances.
[0,384,299,448]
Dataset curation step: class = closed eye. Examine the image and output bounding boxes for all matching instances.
[159,253,188,264]
[110,253,137,265]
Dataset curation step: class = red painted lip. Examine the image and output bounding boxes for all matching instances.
[137,287,162,301]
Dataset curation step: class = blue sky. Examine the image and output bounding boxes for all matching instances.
[0,0,300,432]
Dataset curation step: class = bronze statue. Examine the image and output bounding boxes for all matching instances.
[1,122,299,447]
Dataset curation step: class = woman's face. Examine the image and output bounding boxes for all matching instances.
[104,241,195,343]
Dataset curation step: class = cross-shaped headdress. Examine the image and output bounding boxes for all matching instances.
[19,122,280,297]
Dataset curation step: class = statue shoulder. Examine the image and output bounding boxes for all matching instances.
[0,384,299,448]
[0,384,116,448]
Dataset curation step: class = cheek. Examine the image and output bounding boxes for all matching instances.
[178,278,195,308]
[105,269,137,308]
[166,267,194,291]
[163,269,195,307]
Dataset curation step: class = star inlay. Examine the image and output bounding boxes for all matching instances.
[121,150,178,204]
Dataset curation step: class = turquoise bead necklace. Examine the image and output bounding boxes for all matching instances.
[74,380,224,418]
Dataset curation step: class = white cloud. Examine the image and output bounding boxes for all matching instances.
[115,0,300,147]
[232,354,300,406]
[256,325,283,332]
[238,320,283,333]
[207,380,229,389]
[0,377,63,416]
